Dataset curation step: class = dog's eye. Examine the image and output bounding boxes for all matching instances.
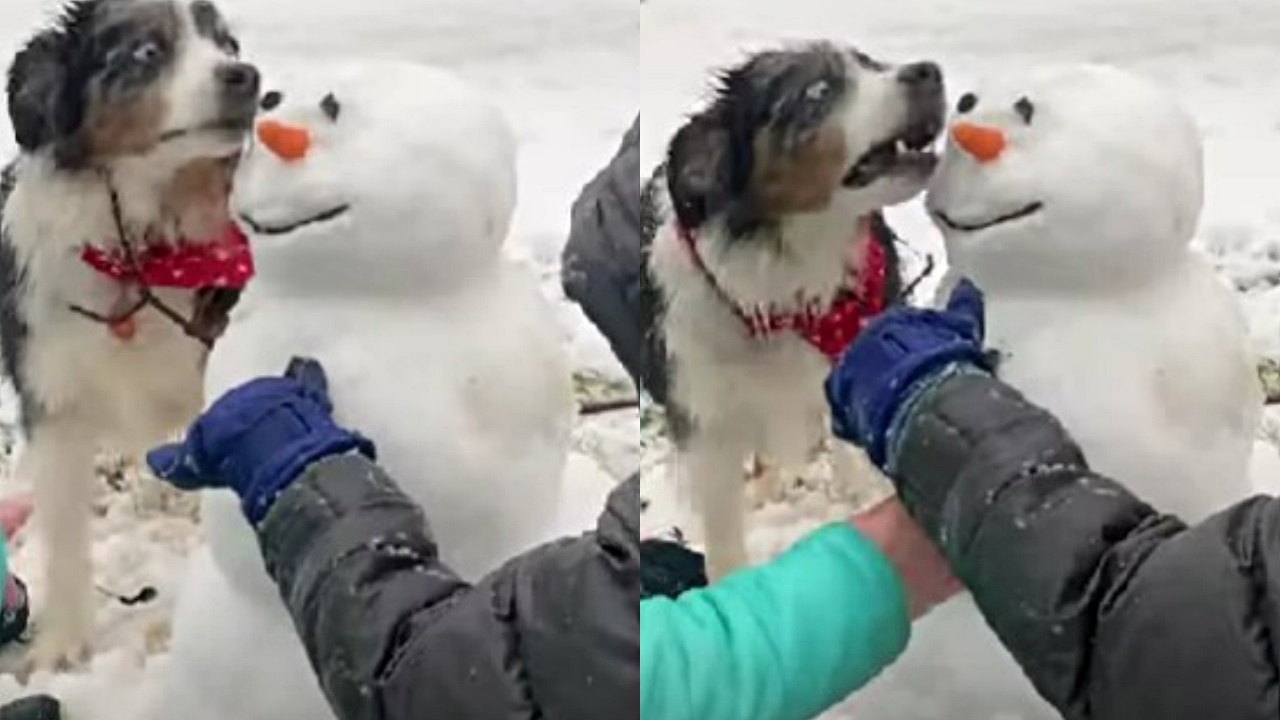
[320,93,341,122]
[260,91,283,111]
[131,40,163,65]
[956,92,978,114]
[1013,97,1035,124]
[804,80,830,102]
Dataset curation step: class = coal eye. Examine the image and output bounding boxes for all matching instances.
[320,93,340,121]
[956,92,978,114]
[1014,97,1035,124]
[260,90,282,111]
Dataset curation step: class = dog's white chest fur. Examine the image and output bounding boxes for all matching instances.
[651,219,844,466]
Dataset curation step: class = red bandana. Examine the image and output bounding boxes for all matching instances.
[80,223,255,289]
[678,222,887,362]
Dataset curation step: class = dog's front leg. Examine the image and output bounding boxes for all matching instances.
[22,416,98,672]
[679,431,751,581]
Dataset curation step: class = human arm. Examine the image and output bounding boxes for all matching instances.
[827,282,1280,720]
[260,458,639,720]
[640,523,909,720]
[147,359,639,720]
[888,367,1280,720]
[559,117,670,403]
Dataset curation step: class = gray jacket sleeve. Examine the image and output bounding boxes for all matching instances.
[256,454,639,720]
[559,118,669,403]
[893,371,1280,720]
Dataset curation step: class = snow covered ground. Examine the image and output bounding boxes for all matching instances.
[0,0,635,712]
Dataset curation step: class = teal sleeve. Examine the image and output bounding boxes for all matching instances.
[640,523,910,720]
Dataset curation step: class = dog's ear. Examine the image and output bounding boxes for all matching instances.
[7,35,69,152]
[665,117,733,231]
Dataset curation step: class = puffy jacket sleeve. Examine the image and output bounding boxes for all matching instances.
[640,523,909,720]
[559,118,670,403]
[890,369,1280,720]
[255,454,640,720]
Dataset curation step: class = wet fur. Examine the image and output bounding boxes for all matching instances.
[0,0,256,669]
[646,42,941,578]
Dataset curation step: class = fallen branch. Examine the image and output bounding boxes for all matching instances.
[579,397,641,416]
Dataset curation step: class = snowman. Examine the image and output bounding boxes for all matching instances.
[143,59,576,720]
[843,64,1263,719]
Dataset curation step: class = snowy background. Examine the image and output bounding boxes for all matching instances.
[0,0,637,712]
[0,0,1276,714]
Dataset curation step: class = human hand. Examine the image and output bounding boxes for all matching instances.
[0,494,32,645]
[850,497,961,619]
[146,357,375,524]
[825,279,988,468]
[0,494,32,540]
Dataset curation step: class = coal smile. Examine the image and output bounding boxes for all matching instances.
[934,202,1044,232]
[842,122,942,188]
[238,205,350,236]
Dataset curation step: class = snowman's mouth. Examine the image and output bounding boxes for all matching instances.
[841,126,941,188]
[935,202,1044,232]
[238,205,350,236]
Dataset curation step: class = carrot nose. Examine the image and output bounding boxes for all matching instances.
[256,119,310,162]
[951,122,1006,164]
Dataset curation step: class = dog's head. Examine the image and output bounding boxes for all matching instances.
[666,42,945,238]
[6,0,259,172]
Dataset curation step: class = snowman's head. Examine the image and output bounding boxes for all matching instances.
[232,60,516,294]
[926,64,1203,293]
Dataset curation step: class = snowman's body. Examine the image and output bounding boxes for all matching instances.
[984,259,1259,521]
[844,65,1261,719]
[147,60,574,720]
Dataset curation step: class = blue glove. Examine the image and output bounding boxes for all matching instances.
[147,357,376,525]
[825,279,990,468]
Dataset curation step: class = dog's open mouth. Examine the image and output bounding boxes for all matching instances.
[238,205,350,236]
[842,122,942,188]
[934,202,1044,232]
[159,118,255,144]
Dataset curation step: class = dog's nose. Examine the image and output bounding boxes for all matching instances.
[897,61,943,88]
[256,119,310,162]
[216,62,261,97]
[951,122,1006,164]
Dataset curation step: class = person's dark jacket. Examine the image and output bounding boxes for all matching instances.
[255,453,639,720]
[892,369,1280,720]
[560,117,670,402]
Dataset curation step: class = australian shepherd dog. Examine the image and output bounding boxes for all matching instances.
[645,42,946,578]
[0,0,258,669]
